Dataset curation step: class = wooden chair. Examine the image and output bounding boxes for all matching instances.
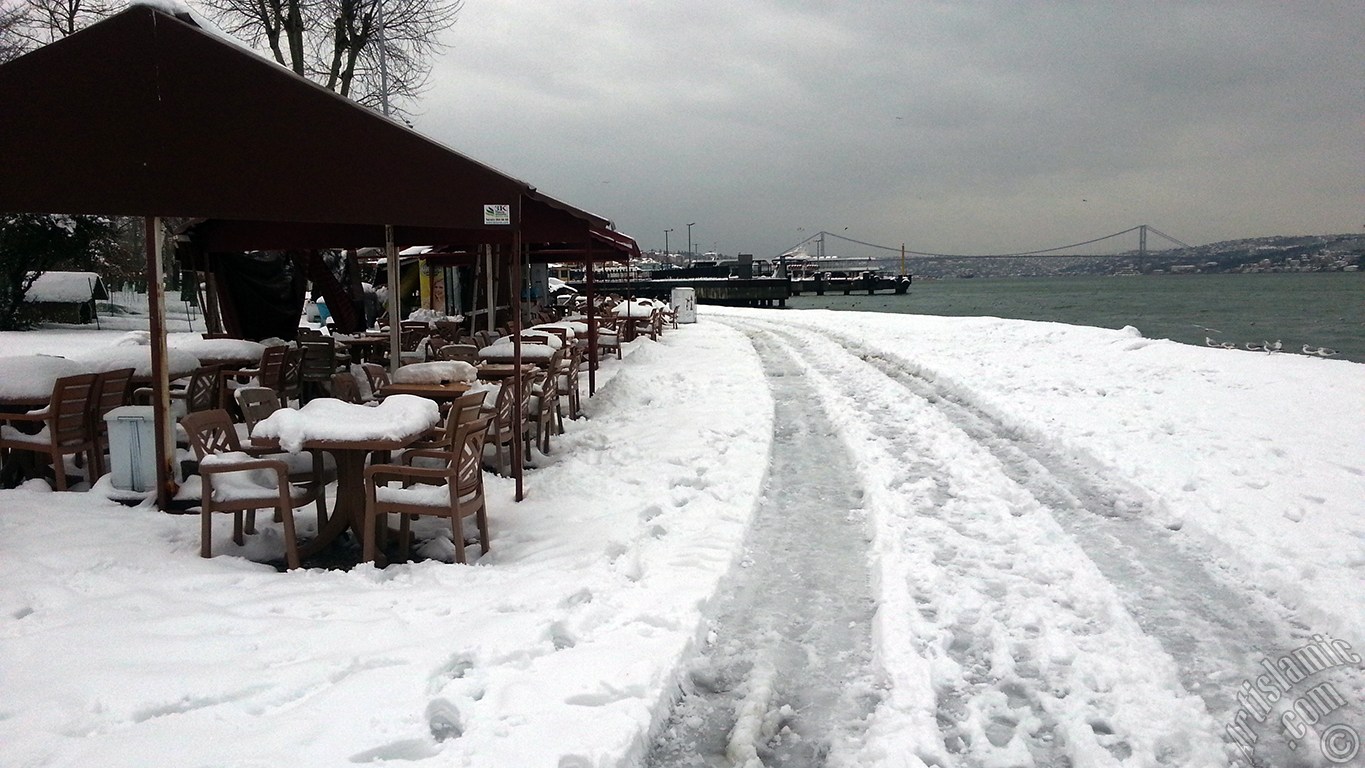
[0,373,99,491]
[181,409,321,570]
[90,367,135,478]
[363,414,493,564]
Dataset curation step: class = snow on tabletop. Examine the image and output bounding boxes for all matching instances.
[493,330,563,349]
[391,360,477,385]
[478,341,556,361]
[0,355,93,399]
[22,271,103,303]
[251,394,440,452]
[71,345,200,377]
[613,299,659,318]
[166,334,265,364]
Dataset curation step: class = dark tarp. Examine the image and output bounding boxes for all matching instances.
[212,252,307,341]
[0,4,529,233]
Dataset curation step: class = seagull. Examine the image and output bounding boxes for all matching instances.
[1266,340,1282,353]
[1302,345,1339,357]
[1220,341,1237,350]
[1245,342,1266,352]
[1205,336,1221,347]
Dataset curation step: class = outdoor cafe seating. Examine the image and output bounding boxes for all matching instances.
[363,414,493,565]
[0,372,100,491]
[181,408,322,570]
[0,291,638,564]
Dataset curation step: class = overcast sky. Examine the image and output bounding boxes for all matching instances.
[416,2,1363,257]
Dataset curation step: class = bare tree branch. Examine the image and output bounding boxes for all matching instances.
[207,0,462,119]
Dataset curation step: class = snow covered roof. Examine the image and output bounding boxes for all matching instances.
[23,271,108,303]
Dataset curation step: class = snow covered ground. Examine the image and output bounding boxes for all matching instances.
[1,306,1362,767]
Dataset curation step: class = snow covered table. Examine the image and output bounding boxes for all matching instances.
[72,346,200,381]
[0,355,94,407]
[250,395,440,561]
[477,340,557,364]
[167,335,265,367]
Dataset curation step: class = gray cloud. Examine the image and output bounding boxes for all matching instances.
[418,1,1364,257]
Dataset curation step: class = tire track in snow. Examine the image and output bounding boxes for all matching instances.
[722,317,1234,767]
[644,331,880,767]
[730,316,1364,767]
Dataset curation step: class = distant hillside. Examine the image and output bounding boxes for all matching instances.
[898,234,1364,279]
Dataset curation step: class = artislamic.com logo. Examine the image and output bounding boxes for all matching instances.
[1227,634,1362,766]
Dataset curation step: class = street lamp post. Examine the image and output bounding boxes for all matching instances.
[687,222,696,258]
[664,228,673,257]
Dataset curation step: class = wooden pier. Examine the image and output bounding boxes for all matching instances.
[569,277,792,307]
[789,274,911,296]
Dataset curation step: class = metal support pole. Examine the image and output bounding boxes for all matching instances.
[145,217,176,509]
[586,238,597,396]
[484,245,495,332]
[510,236,525,501]
[386,225,400,371]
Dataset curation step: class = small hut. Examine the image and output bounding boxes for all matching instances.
[23,271,109,323]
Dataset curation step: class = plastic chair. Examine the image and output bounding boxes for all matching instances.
[482,372,533,476]
[221,344,287,410]
[181,409,321,569]
[234,387,283,434]
[435,344,479,365]
[280,346,304,403]
[360,362,391,397]
[555,345,582,423]
[363,415,492,564]
[529,349,564,454]
[173,364,222,416]
[596,316,622,359]
[329,371,363,404]
[0,373,100,491]
[232,387,334,525]
[299,340,342,402]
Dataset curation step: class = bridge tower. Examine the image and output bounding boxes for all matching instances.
[1138,224,1148,273]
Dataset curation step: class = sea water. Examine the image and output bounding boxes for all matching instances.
[787,273,1364,364]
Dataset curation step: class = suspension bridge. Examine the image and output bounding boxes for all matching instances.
[781,225,1191,267]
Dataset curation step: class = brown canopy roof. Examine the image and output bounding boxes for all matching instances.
[0,3,531,236]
